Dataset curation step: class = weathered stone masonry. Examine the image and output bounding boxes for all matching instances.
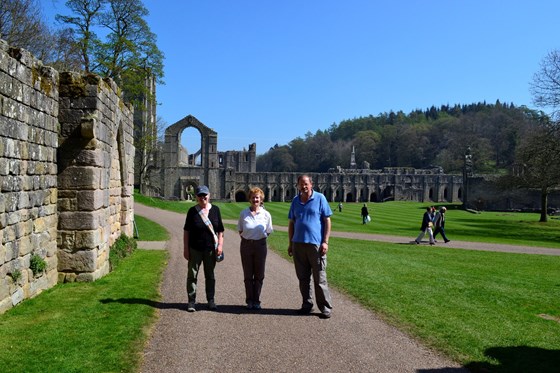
[0,40,135,314]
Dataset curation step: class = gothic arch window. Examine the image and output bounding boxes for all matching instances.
[181,127,202,166]
[164,115,218,170]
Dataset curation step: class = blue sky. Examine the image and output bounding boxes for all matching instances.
[43,1,560,154]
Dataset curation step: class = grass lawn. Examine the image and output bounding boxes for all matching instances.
[0,249,168,373]
[265,230,560,372]
[135,193,560,249]
[4,194,559,372]
[134,214,170,241]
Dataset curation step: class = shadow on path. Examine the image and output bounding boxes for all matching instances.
[101,297,311,316]
[463,346,560,373]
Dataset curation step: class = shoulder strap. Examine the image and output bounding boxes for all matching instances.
[195,205,218,247]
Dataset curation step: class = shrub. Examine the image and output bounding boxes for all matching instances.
[109,234,137,270]
[29,254,47,276]
[9,269,22,283]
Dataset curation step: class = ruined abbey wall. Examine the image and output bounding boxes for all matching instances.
[225,169,463,203]
[0,40,135,314]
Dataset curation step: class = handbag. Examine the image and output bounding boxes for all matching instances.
[195,205,224,262]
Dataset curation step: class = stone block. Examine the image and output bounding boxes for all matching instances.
[29,275,47,297]
[0,297,12,314]
[46,267,58,287]
[58,166,101,189]
[46,240,57,257]
[17,191,30,209]
[4,241,18,262]
[57,197,76,212]
[58,210,103,230]
[75,149,104,167]
[57,248,97,272]
[76,272,95,282]
[22,219,33,236]
[18,235,32,256]
[0,278,9,299]
[6,209,21,225]
[77,189,106,211]
[0,71,12,96]
[33,216,48,233]
[4,192,18,212]
[11,287,23,306]
[75,230,102,249]
[58,230,76,250]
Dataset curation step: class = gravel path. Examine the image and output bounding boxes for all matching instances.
[137,203,526,373]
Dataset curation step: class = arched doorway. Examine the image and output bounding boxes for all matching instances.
[235,190,247,202]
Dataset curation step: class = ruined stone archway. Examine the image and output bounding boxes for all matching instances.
[162,115,219,199]
[164,115,218,169]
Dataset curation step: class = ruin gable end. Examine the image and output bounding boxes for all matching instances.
[0,39,135,314]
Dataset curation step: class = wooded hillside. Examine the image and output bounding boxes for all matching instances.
[257,101,546,174]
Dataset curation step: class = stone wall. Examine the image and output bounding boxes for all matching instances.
[0,40,135,314]
[0,40,59,313]
[224,171,463,204]
[57,72,135,283]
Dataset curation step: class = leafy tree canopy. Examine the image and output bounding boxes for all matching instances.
[257,101,545,175]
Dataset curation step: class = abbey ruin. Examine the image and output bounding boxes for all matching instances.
[0,40,134,313]
[143,115,464,205]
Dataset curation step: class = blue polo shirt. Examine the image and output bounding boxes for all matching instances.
[288,191,332,246]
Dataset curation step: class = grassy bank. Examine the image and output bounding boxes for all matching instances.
[0,249,168,373]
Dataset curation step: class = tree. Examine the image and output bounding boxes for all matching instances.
[55,0,164,107]
[47,27,83,72]
[97,0,163,105]
[353,130,380,167]
[511,121,560,222]
[530,50,560,121]
[55,0,105,73]
[0,0,54,59]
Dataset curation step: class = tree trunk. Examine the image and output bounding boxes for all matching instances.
[540,188,548,222]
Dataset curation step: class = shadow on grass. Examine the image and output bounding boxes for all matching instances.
[100,297,186,310]
[100,298,301,316]
[463,346,560,373]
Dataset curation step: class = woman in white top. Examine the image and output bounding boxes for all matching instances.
[237,187,273,310]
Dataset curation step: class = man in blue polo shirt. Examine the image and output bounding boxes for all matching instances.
[288,174,333,319]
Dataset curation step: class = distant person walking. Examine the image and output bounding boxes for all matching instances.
[361,204,370,224]
[288,174,333,319]
[237,187,273,310]
[415,206,435,245]
[433,207,450,243]
[183,185,224,312]
[338,202,343,212]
